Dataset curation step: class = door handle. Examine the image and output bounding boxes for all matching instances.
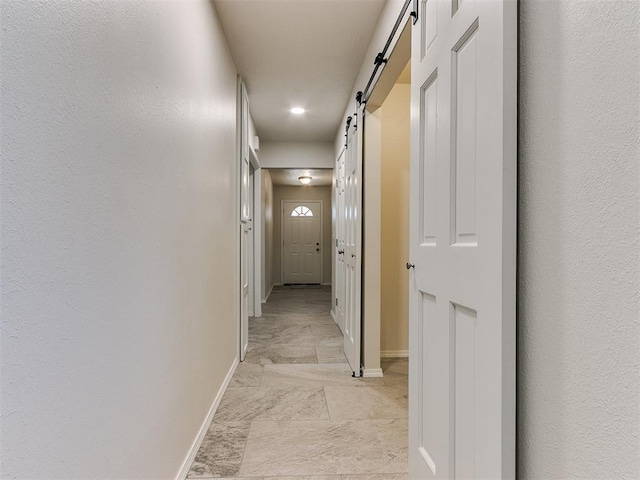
[316,248,320,252]
[338,250,344,255]
[406,262,415,270]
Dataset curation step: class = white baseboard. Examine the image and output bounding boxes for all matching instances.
[362,368,384,378]
[261,284,274,304]
[381,350,409,358]
[175,356,239,480]
[330,310,337,323]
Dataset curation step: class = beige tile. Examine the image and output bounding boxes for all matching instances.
[315,346,347,364]
[341,475,408,479]
[266,314,337,326]
[239,419,408,477]
[324,386,408,420]
[381,357,409,374]
[229,362,264,387]
[311,324,342,336]
[360,369,408,389]
[244,346,318,365]
[270,334,343,348]
[265,476,341,480]
[261,364,366,387]
[215,478,264,480]
[187,421,250,478]
[189,288,408,479]
[215,387,329,422]
[215,478,263,480]
[264,477,341,480]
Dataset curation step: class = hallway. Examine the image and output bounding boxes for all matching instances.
[187,286,408,479]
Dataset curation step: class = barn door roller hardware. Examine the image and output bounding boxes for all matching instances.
[344,0,417,130]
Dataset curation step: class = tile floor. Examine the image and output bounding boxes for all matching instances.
[187,285,408,479]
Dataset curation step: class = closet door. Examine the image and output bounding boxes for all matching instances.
[343,109,363,376]
[408,0,517,477]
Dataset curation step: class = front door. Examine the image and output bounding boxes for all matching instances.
[408,0,517,478]
[282,201,322,284]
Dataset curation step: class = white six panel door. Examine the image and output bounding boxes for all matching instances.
[335,150,347,334]
[408,0,516,478]
[283,201,322,284]
[239,80,251,361]
[343,112,363,376]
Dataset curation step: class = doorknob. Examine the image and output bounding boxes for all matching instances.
[406,262,415,270]
[316,248,320,252]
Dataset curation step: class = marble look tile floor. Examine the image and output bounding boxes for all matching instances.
[187,286,408,479]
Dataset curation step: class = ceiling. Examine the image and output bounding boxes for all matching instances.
[268,168,333,187]
[213,0,387,142]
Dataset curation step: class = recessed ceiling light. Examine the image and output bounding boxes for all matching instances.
[290,107,305,115]
[298,176,312,185]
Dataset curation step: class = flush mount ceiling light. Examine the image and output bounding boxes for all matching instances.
[298,176,312,185]
[290,107,306,115]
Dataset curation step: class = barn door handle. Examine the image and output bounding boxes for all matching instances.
[406,262,415,270]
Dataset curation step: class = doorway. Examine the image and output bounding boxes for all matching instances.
[282,200,322,284]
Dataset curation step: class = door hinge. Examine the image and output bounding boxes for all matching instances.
[335,298,338,306]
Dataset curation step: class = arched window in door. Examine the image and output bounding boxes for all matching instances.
[290,205,314,217]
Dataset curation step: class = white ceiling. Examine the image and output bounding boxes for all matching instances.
[268,168,333,187]
[213,0,387,142]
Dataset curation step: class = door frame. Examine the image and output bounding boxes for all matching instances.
[333,148,346,334]
[338,19,411,377]
[280,199,324,285]
[238,77,251,361]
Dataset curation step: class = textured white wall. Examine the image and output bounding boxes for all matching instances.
[519,1,640,477]
[260,141,334,168]
[0,1,239,478]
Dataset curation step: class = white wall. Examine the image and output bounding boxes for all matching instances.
[261,170,275,300]
[260,141,334,168]
[519,1,640,477]
[249,114,259,156]
[0,2,240,478]
[362,110,382,373]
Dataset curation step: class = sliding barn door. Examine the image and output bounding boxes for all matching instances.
[335,149,347,334]
[408,0,517,478]
[343,111,363,376]
[239,79,250,361]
